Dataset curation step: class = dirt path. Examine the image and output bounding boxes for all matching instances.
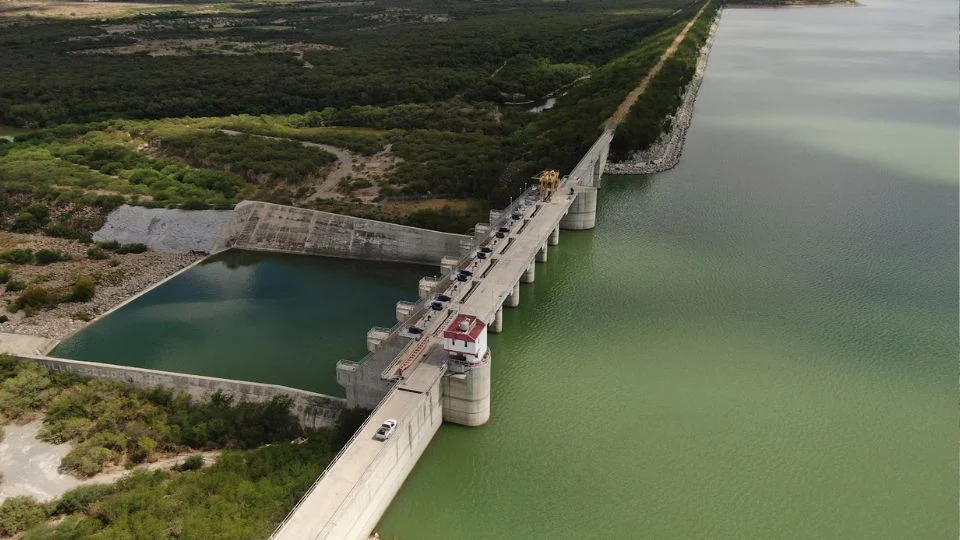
[607,3,709,128]
[219,129,354,199]
[0,421,220,503]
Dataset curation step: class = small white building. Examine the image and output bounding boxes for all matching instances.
[442,314,488,365]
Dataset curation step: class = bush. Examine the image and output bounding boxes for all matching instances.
[5,280,25,292]
[0,249,33,264]
[45,222,92,243]
[172,454,204,472]
[0,268,10,283]
[86,247,108,260]
[0,496,47,537]
[15,286,58,310]
[95,240,120,251]
[53,484,115,516]
[34,249,70,265]
[68,277,95,302]
[0,315,8,324]
[116,243,147,254]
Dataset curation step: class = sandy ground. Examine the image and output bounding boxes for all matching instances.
[0,232,199,342]
[0,421,219,503]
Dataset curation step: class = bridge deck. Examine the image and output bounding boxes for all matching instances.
[274,361,445,539]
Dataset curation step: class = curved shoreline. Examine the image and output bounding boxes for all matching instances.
[605,9,722,176]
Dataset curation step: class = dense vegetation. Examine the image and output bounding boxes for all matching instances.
[0,356,375,537]
[0,0,709,234]
[3,439,337,538]
[611,2,719,159]
[0,356,303,477]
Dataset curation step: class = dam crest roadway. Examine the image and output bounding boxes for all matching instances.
[272,128,613,539]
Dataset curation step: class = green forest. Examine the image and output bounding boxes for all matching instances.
[0,0,708,234]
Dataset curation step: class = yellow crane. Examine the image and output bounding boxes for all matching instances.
[535,169,560,202]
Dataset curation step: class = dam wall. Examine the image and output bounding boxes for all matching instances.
[94,205,235,253]
[15,354,345,429]
[213,201,472,266]
[273,363,444,539]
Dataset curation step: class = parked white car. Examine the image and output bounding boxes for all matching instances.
[373,419,397,441]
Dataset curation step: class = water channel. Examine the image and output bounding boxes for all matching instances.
[376,1,958,538]
[53,250,425,397]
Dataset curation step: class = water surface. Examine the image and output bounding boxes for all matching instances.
[54,251,426,396]
[377,1,958,537]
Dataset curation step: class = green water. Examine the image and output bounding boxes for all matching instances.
[52,251,426,396]
[377,1,958,538]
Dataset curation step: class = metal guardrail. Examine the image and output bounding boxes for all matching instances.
[269,379,401,539]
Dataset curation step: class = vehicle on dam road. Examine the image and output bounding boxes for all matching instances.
[374,419,397,441]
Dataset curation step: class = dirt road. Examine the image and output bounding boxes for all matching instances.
[607,3,709,127]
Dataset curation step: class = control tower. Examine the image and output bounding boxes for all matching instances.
[440,314,491,426]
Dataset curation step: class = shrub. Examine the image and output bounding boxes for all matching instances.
[34,249,70,265]
[172,454,204,472]
[86,247,108,260]
[53,484,115,515]
[0,268,10,283]
[116,243,147,254]
[0,315,8,324]
[95,240,120,251]
[0,496,47,537]
[45,222,91,243]
[0,249,33,264]
[15,286,58,310]
[68,277,95,302]
[5,280,25,293]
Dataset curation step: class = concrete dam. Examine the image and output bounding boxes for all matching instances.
[272,128,614,539]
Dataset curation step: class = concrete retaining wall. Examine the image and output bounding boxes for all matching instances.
[214,201,470,266]
[94,205,235,253]
[18,354,345,429]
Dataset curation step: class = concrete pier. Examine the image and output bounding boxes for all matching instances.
[418,276,440,299]
[549,226,560,246]
[560,186,598,230]
[366,327,390,352]
[505,282,520,307]
[536,243,548,263]
[441,353,491,426]
[521,262,535,283]
[491,307,503,333]
[395,301,416,323]
[440,256,459,276]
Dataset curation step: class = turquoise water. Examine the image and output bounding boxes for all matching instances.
[53,251,426,396]
[376,1,958,538]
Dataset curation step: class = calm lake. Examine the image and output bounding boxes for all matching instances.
[376,0,958,538]
[53,250,426,396]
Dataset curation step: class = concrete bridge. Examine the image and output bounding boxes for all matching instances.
[272,128,614,539]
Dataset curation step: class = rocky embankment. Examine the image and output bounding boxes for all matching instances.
[606,11,722,175]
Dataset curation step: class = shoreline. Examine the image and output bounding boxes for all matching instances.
[0,231,201,352]
[605,8,722,176]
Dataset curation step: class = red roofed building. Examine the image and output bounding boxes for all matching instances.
[442,314,488,364]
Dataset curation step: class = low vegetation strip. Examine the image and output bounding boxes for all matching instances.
[610,1,720,160]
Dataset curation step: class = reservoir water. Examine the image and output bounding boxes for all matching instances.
[377,1,958,538]
[52,251,425,396]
